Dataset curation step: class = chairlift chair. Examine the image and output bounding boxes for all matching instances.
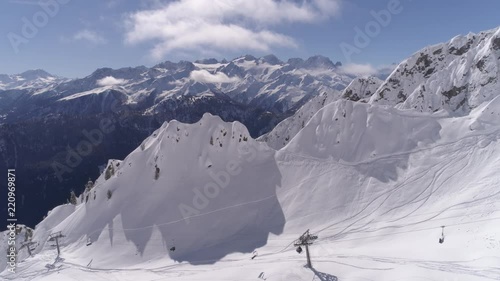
[439,226,445,244]
[296,246,303,254]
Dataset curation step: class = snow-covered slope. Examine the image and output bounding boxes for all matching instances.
[273,98,500,281]
[4,94,500,281]
[260,76,382,150]
[370,27,500,114]
[283,99,441,162]
[257,91,341,150]
[5,114,285,266]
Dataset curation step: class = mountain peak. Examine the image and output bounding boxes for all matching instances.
[260,54,282,65]
[195,58,219,64]
[233,55,257,63]
[303,55,336,69]
[286,57,305,67]
[19,69,54,79]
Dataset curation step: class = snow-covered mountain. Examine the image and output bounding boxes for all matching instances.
[260,27,500,151]
[0,69,65,91]
[370,27,500,114]
[259,76,383,150]
[14,114,285,264]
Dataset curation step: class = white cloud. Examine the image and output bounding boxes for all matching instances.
[340,63,378,77]
[74,29,107,45]
[377,63,398,77]
[339,63,398,77]
[125,0,340,59]
[106,0,121,8]
[96,76,127,87]
[190,70,239,84]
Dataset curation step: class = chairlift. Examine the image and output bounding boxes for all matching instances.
[169,238,176,252]
[86,238,92,246]
[438,226,445,244]
[251,251,258,260]
[296,246,303,254]
[45,264,55,270]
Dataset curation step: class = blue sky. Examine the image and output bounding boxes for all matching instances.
[0,0,499,78]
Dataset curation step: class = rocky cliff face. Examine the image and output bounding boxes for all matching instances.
[370,27,500,115]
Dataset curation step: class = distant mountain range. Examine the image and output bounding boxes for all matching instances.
[0,55,354,124]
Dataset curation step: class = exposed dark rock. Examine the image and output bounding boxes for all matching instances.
[343,89,360,102]
[476,59,486,71]
[492,37,500,50]
[424,67,435,78]
[433,48,443,55]
[442,85,468,100]
[415,53,433,71]
[397,91,407,101]
[449,39,473,55]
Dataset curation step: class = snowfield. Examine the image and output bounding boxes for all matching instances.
[2,27,500,281]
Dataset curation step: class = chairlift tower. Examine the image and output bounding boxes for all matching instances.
[294,229,318,268]
[48,231,65,256]
[20,241,37,256]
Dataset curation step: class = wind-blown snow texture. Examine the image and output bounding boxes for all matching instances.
[2,27,500,281]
